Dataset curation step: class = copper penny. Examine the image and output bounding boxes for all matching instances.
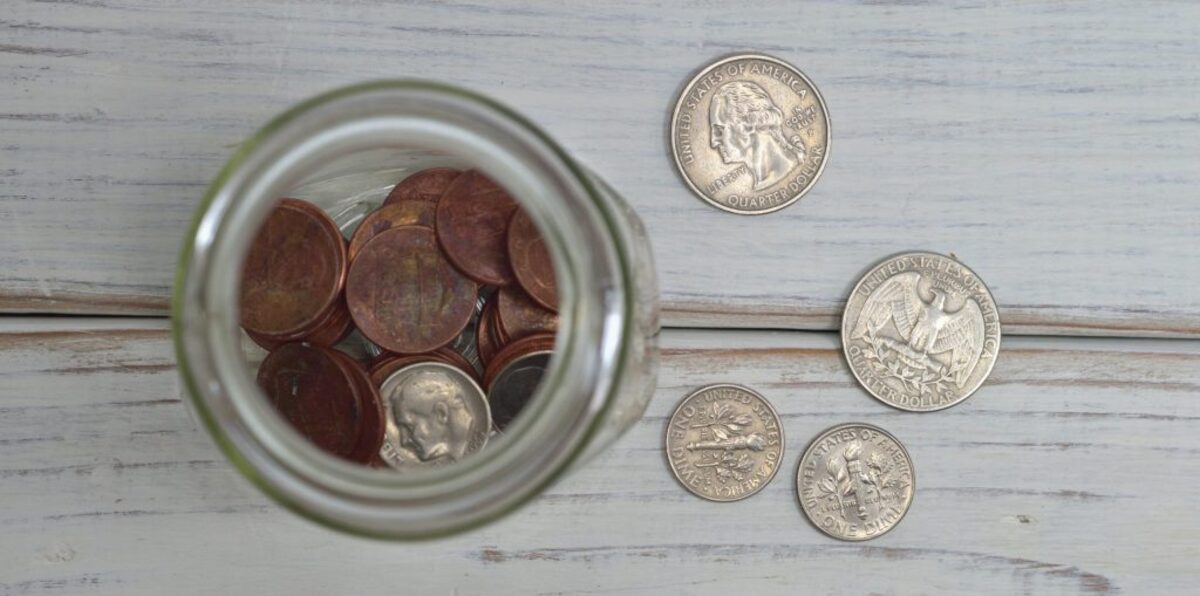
[240,199,347,337]
[245,297,353,350]
[303,299,354,347]
[483,332,556,391]
[496,286,558,344]
[328,349,386,464]
[476,297,501,368]
[507,210,558,311]
[256,343,365,460]
[435,170,519,286]
[346,226,478,354]
[347,201,436,262]
[381,167,461,207]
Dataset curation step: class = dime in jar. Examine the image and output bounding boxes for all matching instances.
[378,362,491,469]
[841,252,1001,411]
[665,384,784,502]
[670,54,830,215]
[796,423,914,541]
[482,333,555,393]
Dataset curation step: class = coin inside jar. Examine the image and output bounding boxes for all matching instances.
[486,350,550,431]
[347,200,437,261]
[495,286,558,344]
[346,226,479,354]
[507,210,558,311]
[327,349,387,464]
[446,291,489,376]
[245,295,353,350]
[381,167,461,207]
[378,362,492,469]
[240,198,347,338]
[475,295,502,368]
[482,332,556,392]
[256,343,368,462]
[435,170,519,286]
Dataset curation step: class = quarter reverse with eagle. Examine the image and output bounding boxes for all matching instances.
[841,252,1001,412]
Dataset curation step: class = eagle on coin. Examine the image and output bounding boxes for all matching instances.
[852,272,985,387]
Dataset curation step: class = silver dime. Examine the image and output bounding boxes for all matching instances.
[670,53,830,215]
[841,252,1001,411]
[665,384,784,502]
[378,362,491,470]
[487,350,550,431]
[796,423,914,541]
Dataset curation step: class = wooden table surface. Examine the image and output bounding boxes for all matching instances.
[1,1,1197,594]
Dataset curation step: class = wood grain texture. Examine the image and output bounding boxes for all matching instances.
[1,319,1197,594]
[1,1,1198,335]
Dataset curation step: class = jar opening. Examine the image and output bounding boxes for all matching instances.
[174,81,632,538]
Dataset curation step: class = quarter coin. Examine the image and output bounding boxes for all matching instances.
[377,362,491,469]
[665,384,784,502]
[475,295,502,368]
[507,210,558,311]
[495,286,558,344]
[841,251,1001,411]
[670,54,830,214]
[796,423,914,541]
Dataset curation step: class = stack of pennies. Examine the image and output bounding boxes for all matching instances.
[239,168,560,469]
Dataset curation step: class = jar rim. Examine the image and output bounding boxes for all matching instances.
[172,80,635,538]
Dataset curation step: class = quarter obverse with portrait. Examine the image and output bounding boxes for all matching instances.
[670,53,831,215]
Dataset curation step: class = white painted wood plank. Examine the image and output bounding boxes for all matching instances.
[0,320,1196,594]
[1,1,1198,335]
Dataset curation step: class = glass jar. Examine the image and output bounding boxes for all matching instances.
[172,81,660,539]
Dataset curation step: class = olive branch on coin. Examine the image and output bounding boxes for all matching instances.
[816,458,854,520]
[866,451,910,497]
[689,402,758,484]
[860,328,955,399]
